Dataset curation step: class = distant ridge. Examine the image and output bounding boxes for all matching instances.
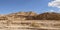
[0,12,60,20]
[36,12,60,20]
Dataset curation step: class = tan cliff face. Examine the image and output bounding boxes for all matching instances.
[0,12,60,20]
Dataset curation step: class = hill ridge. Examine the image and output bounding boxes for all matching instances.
[0,12,60,20]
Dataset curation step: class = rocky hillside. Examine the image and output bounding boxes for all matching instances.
[0,11,37,20]
[36,12,60,20]
[0,12,60,20]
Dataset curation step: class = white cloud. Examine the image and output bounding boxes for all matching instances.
[48,0,60,8]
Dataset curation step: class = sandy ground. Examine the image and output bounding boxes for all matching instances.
[0,20,60,30]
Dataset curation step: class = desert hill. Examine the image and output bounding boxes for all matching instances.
[0,12,60,20]
[36,12,60,20]
[0,11,37,20]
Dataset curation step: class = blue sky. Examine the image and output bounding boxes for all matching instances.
[0,0,59,14]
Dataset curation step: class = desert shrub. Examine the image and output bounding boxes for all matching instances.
[31,22,40,27]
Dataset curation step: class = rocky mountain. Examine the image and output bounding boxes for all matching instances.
[0,12,60,20]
